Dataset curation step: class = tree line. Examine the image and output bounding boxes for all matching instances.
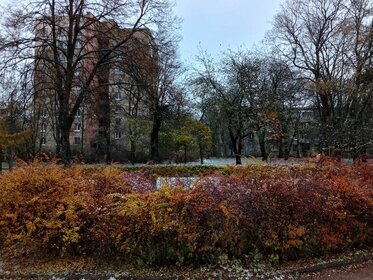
[0,0,372,166]
[191,0,372,164]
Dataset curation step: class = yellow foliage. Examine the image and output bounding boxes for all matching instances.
[0,118,33,148]
[0,162,94,253]
[285,225,306,249]
[288,225,306,239]
[286,239,303,248]
[220,203,230,217]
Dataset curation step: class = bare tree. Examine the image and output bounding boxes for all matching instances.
[261,58,307,159]
[270,0,373,156]
[0,0,176,164]
[124,21,183,162]
[193,51,263,165]
[342,0,373,157]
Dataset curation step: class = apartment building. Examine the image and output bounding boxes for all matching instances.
[217,107,320,158]
[34,13,156,161]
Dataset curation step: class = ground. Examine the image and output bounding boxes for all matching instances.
[2,156,372,170]
[295,260,373,280]
[0,250,372,279]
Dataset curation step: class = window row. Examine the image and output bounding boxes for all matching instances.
[40,26,83,39]
[40,122,82,133]
[40,40,82,51]
[39,131,124,145]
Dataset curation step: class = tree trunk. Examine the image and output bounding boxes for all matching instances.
[228,128,242,165]
[105,130,111,164]
[317,77,333,148]
[278,137,284,158]
[150,113,162,162]
[232,141,242,165]
[296,138,301,158]
[235,153,242,165]
[80,112,84,156]
[0,147,3,172]
[258,130,267,161]
[55,132,61,155]
[199,144,204,165]
[284,149,289,160]
[184,146,187,164]
[285,127,297,160]
[55,114,61,155]
[7,146,14,170]
[61,127,71,165]
[130,140,136,164]
[59,95,73,165]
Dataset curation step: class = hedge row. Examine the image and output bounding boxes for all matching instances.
[0,162,372,265]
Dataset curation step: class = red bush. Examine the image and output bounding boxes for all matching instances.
[0,162,371,265]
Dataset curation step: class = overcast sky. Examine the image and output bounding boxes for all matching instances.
[0,0,284,61]
[174,0,283,62]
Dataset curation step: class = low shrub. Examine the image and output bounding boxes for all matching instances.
[0,162,371,265]
[119,165,225,179]
[0,164,92,255]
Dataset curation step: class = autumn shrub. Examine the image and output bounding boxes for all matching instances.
[110,182,241,265]
[0,161,372,265]
[120,165,225,179]
[109,162,373,264]
[0,163,93,255]
[0,163,132,256]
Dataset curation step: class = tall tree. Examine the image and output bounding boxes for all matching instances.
[342,0,373,157]
[260,59,306,159]
[124,23,183,162]
[193,51,262,165]
[0,0,177,164]
[0,102,32,170]
[270,0,373,155]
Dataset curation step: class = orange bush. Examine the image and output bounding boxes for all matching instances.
[0,164,93,254]
[0,161,371,265]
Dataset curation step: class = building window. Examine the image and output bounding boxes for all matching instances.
[40,108,47,118]
[59,53,67,63]
[75,40,82,49]
[58,40,67,50]
[40,123,46,132]
[74,67,81,77]
[57,26,66,37]
[114,131,122,139]
[74,122,81,132]
[41,26,48,37]
[114,89,122,101]
[149,44,154,57]
[114,67,122,75]
[40,57,48,67]
[75,108,82,117]
[301,111,313,119]
[41,40,48,50]
[40,132,46,145]
[74,85,81,93]
[114,106,122,114]
[74,137,81,145]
